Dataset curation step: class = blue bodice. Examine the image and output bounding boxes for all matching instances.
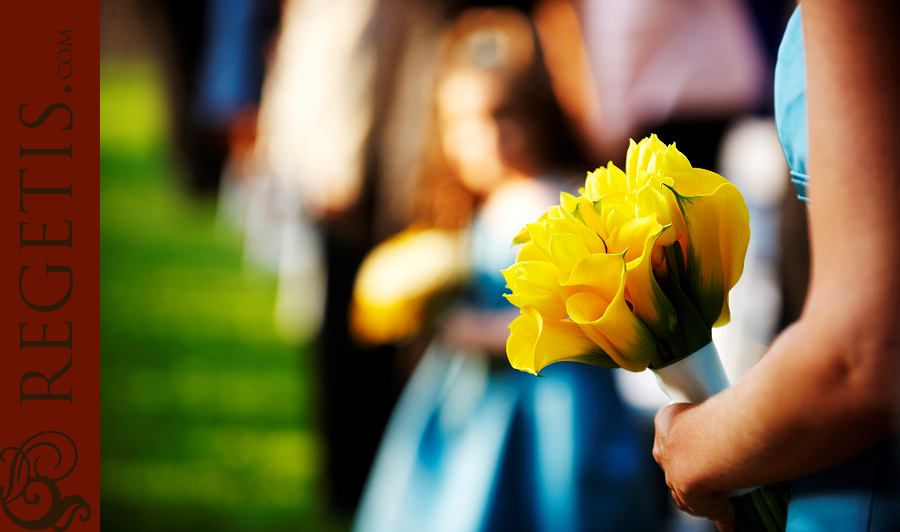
[774,6,810,203]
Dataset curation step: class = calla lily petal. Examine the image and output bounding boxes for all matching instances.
[548,233,591,284]
[635,184,678,246]
[559,202,605,253]
[670,181,750,327]
[507,307,616,375]
[516,241,547,262]
[659,142,692,172]
[512,225,532,245]
[502,261,569,319]
[564,255,660,371]
[668,167,731,197]
[570,197,608,245]
[608,214,664,263]
[562,251,623,292]
[560,191,579,212]
[624,227,681,357]
[627,135,668,185]
[604,203,633,234]
[585,164,629,199]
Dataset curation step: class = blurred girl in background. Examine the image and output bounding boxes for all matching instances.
[352,7,665,532]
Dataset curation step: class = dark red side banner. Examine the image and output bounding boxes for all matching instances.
[1,2,100,531]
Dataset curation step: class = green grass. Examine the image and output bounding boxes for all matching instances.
[100,60,343,532]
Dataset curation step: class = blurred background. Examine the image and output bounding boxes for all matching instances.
[99,0,804,531]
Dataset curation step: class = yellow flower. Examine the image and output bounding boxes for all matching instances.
[351,228,462,344]
[502,260,569,320]
[666,168,750,327]
[562,252,661,371]
[506,307,617,375]
[504,134,750,373]
[503,248,662,372]
[583,135,750,328]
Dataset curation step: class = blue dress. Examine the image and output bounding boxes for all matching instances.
[774,7,900,531]
[352,182,663,532]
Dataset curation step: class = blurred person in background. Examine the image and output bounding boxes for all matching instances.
[576,0,767,167]
[143,0,406,517]
[244,0,553,516]
[241,0,400,516]
[246,0,588,518]
[352,7,665,532]
[150,0,280,193]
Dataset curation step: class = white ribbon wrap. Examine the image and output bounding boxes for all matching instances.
[651,341,754,497]
[651,341,730,404]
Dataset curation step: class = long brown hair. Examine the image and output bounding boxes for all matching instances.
[414,7,585,230]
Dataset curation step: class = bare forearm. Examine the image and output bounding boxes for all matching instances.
[667,320,898,495]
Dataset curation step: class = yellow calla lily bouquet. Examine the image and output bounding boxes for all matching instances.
[504,135,788,532]
[503,134,749,376]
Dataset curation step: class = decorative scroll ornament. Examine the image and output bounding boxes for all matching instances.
[1,431,91,531]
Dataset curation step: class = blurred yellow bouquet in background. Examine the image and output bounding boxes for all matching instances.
[351,227,464,345]
[504,135,750,375]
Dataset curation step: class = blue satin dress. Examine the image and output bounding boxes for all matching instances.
[774,7,900,531]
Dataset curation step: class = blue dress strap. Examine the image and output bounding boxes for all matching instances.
[774,6,810,203]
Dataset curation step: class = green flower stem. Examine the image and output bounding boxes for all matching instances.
[760,485,787,530]
[733,494,766,532]
[733,485,787,532]
[751,489,780,532]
